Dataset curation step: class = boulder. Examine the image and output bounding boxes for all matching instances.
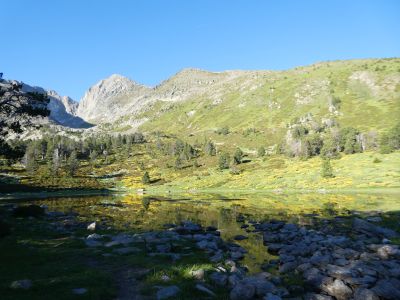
[10,279,32,289]
[156,285,180,300]
[195,284,215,296]
[321,279,353,300]
[230,283,256,300]
[72,288,88,295]
[353,288,379,300]
[371,278,400,300]
[87,222,96,231]
[353,218,399,238]
[209,272,227,287]
[190,269,205,280]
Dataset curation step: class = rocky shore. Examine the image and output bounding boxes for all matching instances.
[5,204,400,299]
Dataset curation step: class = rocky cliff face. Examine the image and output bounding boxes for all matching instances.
[76,74,151,123]
[20,83,91,128]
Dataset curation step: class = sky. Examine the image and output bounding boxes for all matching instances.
[1,0,399,100]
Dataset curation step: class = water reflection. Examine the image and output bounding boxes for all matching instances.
[15,192,400,272]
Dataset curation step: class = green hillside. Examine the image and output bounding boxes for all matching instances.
[135,58,399,150]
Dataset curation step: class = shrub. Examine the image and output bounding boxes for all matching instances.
[257,146,266,157]
[142,171,150,184]
[216,127,230,135]
[218,153,230,170]
[321,159,334,178]
[372,157,382,163]
[233,148,243,164]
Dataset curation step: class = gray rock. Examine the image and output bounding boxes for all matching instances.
[371,278,400,300]
[156,244,171,253]
[209,272,228,287]
[87,233,102,240]
[190,269,205,280]
[304,293,334,300]
[72,288,88,295]
[242,274,277,296]
[230,283,256,300]
[264,293,282,300]
[87,222,96,231]
[210,251,223,262]
[195,284,215,296]
[279,261,298,273]
[376,244,399,259]
[353,288,379,300]
[231,251,244,260]
[234,234,248,240]
[113,247,141,255]
[156,285,180,300]
[85,239,102,247]
[321,279,353,300]
[10,279,32,289]
[353,218,399,238]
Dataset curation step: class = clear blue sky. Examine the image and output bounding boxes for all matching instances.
[1,0,399,100]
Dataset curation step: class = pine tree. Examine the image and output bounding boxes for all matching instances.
[218,153,230,170]
[233,148,243,164]
[321,159,334,178]
[67,150,79,176]
[142,171,151,184]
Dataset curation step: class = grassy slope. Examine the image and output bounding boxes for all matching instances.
[137,58,400,149]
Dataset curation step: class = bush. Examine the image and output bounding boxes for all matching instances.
[13,205,45,218]
[233,148,243,164]
[218,153,230,170]
[321,159,334,178]
[257,146,266,157]
[372,157,382,163]
[142,171,150,184]
[216,127,230,135]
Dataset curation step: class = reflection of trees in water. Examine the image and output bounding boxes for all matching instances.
[141,197,151,210]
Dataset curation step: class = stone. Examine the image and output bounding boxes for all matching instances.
[10,279,32,289]
[353,218,399,238]
[206,226,217,231]
[87,222,96,231]
[72,288,88,295]
[156,244,171,253]
[156,285,180,300]
[231,251,244,260]
[230,283,256,300]
[353,288,379,300]
[264,293,282,300]
[210,251,223,262]
[304,293,334,300]
[321,279,353,300]
[234,234,248,240]
[209,272,227,286]
[85,240,102,247]
[113,247,141,255]
[376,244,399,259]
[195,284,215,296]
[190,269,205,280]
[87,233,102,240]
[279,261,298,273]
[371,278,400,300]
[242,274,276,296]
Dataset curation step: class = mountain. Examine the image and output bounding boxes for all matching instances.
[19,82,92,128]
[75,58,399,146]
[76,74,151,123]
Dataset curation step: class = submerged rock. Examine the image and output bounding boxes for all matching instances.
[230,283,256,300]
[72,288,88,295]
[10,279,32,289]
[156,285,180,299]
[87,222,96,231]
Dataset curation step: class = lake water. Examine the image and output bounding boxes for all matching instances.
[12,192,400,272]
